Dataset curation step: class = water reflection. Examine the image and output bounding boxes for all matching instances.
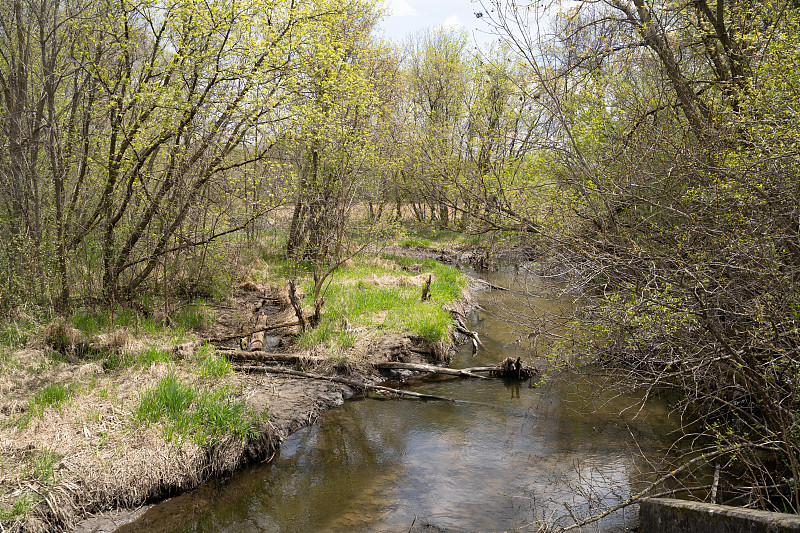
[120,266,677,533]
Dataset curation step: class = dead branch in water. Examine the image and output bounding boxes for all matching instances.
[218,350,309,365]
[221,351,535,381]
[375,362,488,379]
[235,365,458,402]
[468,277,510,291]
[453,316,483,355]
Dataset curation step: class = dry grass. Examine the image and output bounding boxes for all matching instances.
[0,353,276,533]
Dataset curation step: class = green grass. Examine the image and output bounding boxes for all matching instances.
[199,353,232,379]
[137,346,172,367]
[69,306,170,339]
[29,382,76,416]
[299,258,467,347]
[133,374,261,446]
[69,302,216,339]
[398,238,432,247]
[396,225,462,244]
[101,351,135,371]
[28,448,60,483]
[256,250,294,282]
[20,382,79,428]
[76,345,169,372]
[0,493,37,522]
[71,308,139,335]
[172,302,216,332]
[0,322,31,348]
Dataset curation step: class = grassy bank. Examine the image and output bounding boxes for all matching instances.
[295,256,468,354]
[0,237,470,532]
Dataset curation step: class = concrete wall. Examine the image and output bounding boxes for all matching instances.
[639,497,800,533]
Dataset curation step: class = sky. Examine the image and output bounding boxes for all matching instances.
[376,0,501,49]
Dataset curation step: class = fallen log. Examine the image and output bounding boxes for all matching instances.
[206,320,302,343]
[468,277,510,291]
[235,365,457,402]
[375,362,488,380]
[221,350,536,381]
[467,357,538,380]
[219,350,311,365]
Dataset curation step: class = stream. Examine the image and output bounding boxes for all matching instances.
[118,266,679,532]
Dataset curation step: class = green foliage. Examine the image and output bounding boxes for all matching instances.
[28,448,61,484]
[133,375,261,446]
[199,353,232,379]
[71,309,138,335]
[0,493,37,521]
[102,351,135,371]
[136,347,172,367]
[20,382,78,428]
[29,382,76,417]
[297,318,337,349]
[0,316,38,348]
[398,238,431,247]
[68,307,168,338]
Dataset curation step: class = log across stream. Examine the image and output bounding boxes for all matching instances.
[117,266,681,533]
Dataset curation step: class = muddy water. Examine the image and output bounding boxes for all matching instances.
[120,266,678,532]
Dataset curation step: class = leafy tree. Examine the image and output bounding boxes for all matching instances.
[0,0,317,308]
[480,0,800,518]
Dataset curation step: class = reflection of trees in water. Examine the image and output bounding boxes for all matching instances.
[266,405,408,531]
[137,272,680,533]
[468,266,576,365]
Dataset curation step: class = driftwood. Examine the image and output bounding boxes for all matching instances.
[469,277,510,291]
[453,317,483,355]
[235,365,457,402]
[376,362,488,380]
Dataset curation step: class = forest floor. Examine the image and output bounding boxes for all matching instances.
[0,244,480,533]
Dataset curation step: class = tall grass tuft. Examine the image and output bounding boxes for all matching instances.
[172,303,216,332]
[136,346,172,367]
[20,382,78,428]
[133,374,261,446]
[200,353,232,379]
[29,382,76,416]
[28,448,61,484]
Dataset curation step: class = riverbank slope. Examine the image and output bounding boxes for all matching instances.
[0,254,473,532]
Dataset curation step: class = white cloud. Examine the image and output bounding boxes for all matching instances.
[389,0,418,17]
[440,14,464,30]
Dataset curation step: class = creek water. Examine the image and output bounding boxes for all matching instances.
[119,266,679,532]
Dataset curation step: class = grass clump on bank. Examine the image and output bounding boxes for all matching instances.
[0,493,37,523]
[133,374,262,447]
[19,382,79,428]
